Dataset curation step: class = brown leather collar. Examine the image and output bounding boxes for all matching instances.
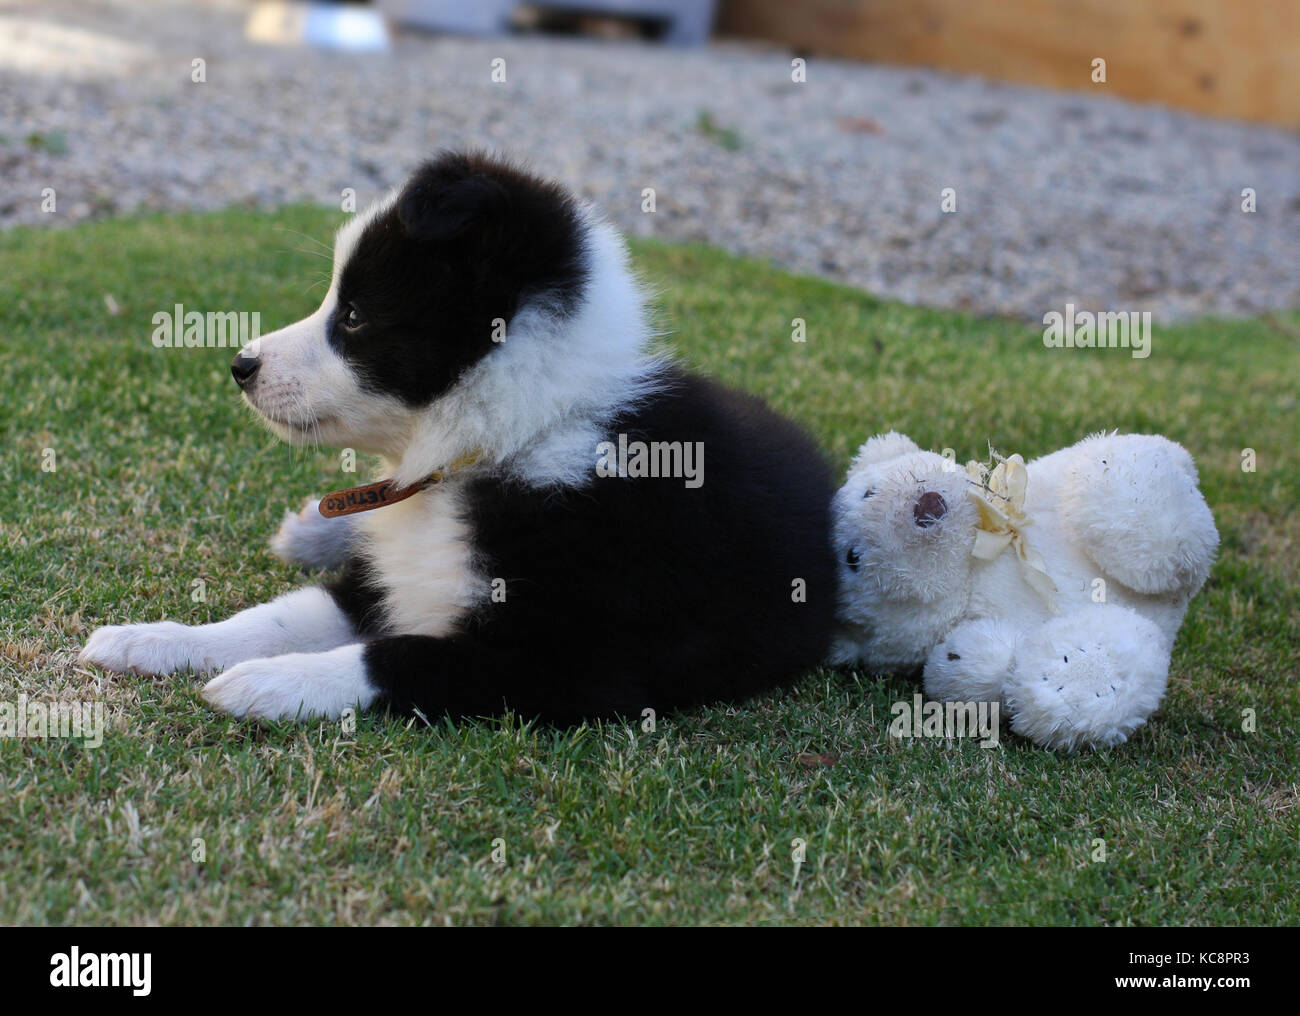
[318,451,483,518]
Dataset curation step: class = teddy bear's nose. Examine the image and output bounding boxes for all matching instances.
[913,492,948,527]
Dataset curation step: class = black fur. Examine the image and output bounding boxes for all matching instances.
[332,151,588,405]
[324,153,837,725]
[331,368,836,724]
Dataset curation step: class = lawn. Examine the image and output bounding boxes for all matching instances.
[0,207,1297,925]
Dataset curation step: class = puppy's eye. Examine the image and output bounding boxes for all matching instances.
[862,488,874,500]
[338,303,363,331]
[845,546,861,571]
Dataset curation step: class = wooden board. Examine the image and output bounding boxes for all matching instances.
[716,0,1300,127]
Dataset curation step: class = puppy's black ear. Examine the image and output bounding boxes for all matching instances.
[397,172,508,243]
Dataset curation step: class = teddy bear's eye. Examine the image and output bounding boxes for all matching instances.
[845,546,861,571]
[862,488,874,500]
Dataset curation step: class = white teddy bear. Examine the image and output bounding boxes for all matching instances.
[831,431,1218,751]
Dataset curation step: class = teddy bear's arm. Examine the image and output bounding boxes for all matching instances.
[922,618,1018,706]
[1060,434,1218,597]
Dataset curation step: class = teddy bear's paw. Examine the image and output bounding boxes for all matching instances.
[1061,433,1218,597]
[923,618,1017,704]
[1004,606,1168,751]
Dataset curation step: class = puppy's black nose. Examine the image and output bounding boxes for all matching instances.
[231,354,261,389]
[914,491,948,527]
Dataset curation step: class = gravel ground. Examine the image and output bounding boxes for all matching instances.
[2,0,1298,322]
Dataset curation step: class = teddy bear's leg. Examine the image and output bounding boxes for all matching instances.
[1003,604,1168,752]
[923,618,1018,705]
[1061,434,1218,596]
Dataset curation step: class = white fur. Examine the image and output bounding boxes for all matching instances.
[79,587,356,676]
[921,617,1017,704]
[353,480,487,637]
[264,205,670,630]
[1002,606,1169,750]
[235,286,420,456]
[201,643,375,720]
[390,212,669,490]
[233,189,416,456]
[330,187,399,281]
[1060,432,1217,595]
[86,189,667,723]
[830,433,977,667]
[832,431,1218,750]
[240,205,665,493]
[270,498,357,571]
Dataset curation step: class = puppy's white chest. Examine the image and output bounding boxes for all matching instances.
[357,483,486,637]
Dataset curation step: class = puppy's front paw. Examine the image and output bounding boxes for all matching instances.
[201,645,373,721]
[80,622,211,676]
[270,499,353,571]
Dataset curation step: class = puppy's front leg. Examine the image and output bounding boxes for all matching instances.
[80,587,356,677]
[270,498,357,571]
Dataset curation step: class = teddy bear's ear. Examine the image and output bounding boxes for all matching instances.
[848,432,921,472]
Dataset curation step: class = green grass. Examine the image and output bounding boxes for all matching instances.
[1,206,1297,925]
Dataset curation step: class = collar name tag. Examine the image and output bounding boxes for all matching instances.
[319,478,425,518]
[317,450,483,518]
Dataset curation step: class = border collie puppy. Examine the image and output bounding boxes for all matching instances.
[81,152,836,725]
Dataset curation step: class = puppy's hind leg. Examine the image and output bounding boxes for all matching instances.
[202,643,375,720]
[270,498,358,571]
[199,633,652,726]
[364,634,649,727]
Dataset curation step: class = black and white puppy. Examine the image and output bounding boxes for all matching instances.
[81,152,837,725]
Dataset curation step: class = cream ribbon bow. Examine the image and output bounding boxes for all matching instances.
[963,452,1059,612]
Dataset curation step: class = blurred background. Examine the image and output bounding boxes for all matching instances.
[1,0,1297,321]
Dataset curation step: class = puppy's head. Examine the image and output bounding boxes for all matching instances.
[234,151,589,458]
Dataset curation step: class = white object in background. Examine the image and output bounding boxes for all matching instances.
[376,0,517,36]
[247,2,392,52]
[376,0,717,45]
